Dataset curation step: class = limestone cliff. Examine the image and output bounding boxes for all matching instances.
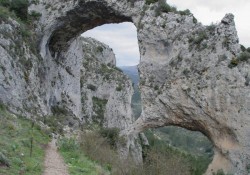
[0,0,249,174]
[136,11,250,175]
[80,37,134,130]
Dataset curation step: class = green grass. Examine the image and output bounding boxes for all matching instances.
[58,137,108,175]
[0,106,50,175]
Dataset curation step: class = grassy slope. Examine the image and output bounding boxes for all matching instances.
[0,106,50,175]
[58,138,109,175]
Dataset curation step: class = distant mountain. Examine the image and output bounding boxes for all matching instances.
[119,66,139,85]
[120,66,142,118]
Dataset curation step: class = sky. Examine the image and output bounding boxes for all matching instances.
[82,0,250,66]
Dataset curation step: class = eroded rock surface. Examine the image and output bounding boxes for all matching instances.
[0,0,249,174]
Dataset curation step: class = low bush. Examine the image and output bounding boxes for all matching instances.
[116,84,123,91]
[0,6,15,21]
[29,10,41,20]
[0,152,10,167]
[10,0,29,20]
[87,84,97,91]
[240,45,246,52]
[228,51,250,69]
[178,9,191,16]
[194,31,208,45]
[58,137,79,152]
[79,130,138,175]
[99,127,120,148]
[145,0,158,5]
[238,51,250,62]
[247,47,250,53]
[0,0,29,21]
[92,97,108,125]
[0,102,6,110]
[96,46,103,53]
[155,0,176,16]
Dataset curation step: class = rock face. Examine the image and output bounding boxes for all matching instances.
[136,12,250,174]
[0,0,249,174]
[80,37,134,130]
[0,13,142,162]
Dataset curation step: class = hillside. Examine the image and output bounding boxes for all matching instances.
[0,104,50,175]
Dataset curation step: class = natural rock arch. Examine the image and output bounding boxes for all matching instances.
[31,0,250,174]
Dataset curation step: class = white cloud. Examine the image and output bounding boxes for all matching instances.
[82,22,140,66]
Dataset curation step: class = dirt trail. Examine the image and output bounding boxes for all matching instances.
[43,139,69,175]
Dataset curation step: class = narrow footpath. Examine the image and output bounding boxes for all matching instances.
[43,139,69,175]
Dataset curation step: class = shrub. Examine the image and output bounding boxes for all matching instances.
[43,113,69,135]
[116,84,123,91]
[194,31,208,45]
[29,10,41,20]
[154,85,159,90]
[87,84,97,91]
[238,51,250,62]
[228,51,250,69]
[0,0,11,7]
[228,57,239,68]
[179,9,191,16]
[0,152,10,167]
[145,0,158,5]
[58,138,79,152]
[92,97,108,125]
[143,147,190,175]
[79,131,138,174]
[0,6,15,21]
[0,102,6,110]
[155,0,176,16]
[193,16,198,23]
[96,46,103,53]
[207,24,216,33]
[247,164,250,173]
[10,0,29,20]
[99,127,120,148]
[247,47,250,53]
[51,105,68,115]
[0,0,29,21]
[240,45,246,52]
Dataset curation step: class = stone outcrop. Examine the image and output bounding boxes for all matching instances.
[0,0,249,174]
[80,37,134,130]
[135,12,250,174]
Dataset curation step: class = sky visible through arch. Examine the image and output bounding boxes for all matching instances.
[82,0,250,67]
[82,22,140,67]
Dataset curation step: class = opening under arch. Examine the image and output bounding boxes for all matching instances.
[142,126,214,174]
